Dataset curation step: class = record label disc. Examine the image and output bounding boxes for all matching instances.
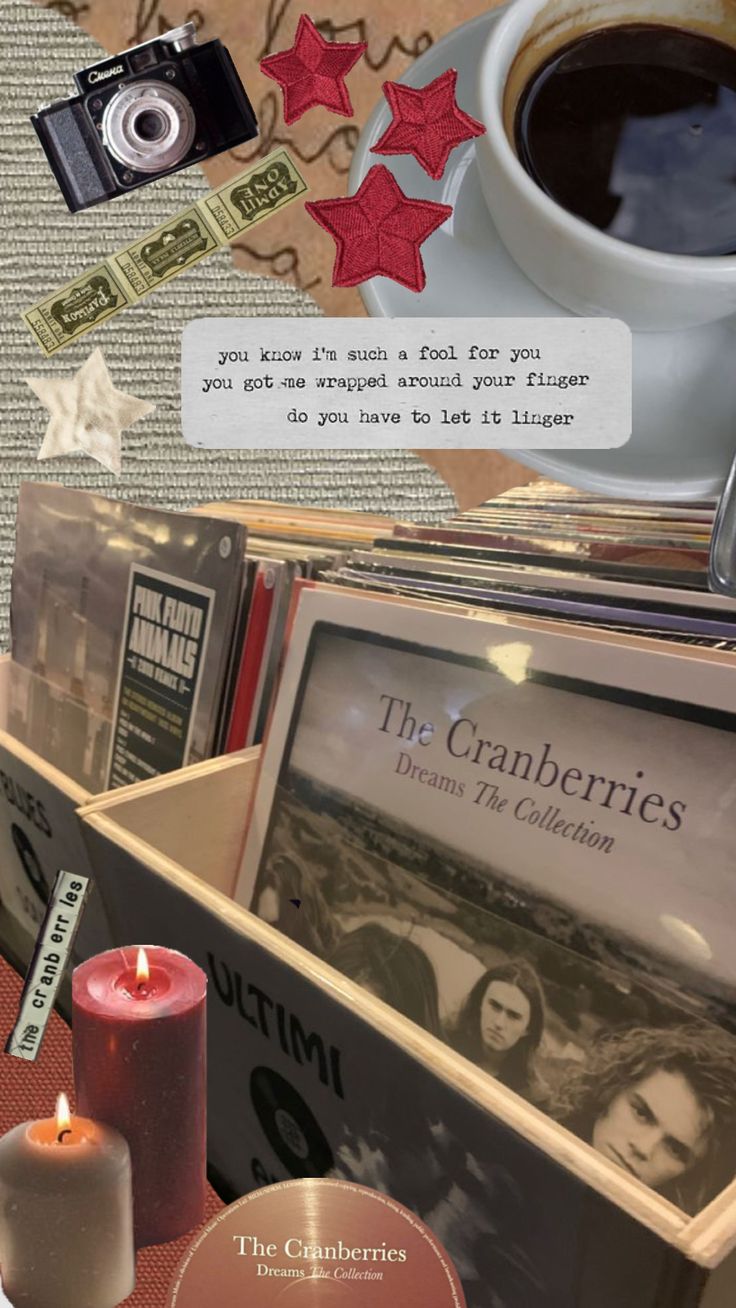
[250,1065,334,1177]
[168,1178,466,1306]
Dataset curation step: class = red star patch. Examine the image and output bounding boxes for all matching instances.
[371,68,486,180]
[305,165,452,292]
[259,14,367,125]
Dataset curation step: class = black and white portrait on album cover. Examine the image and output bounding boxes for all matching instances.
[330,1111,549,1308]
[251,622,736,1217]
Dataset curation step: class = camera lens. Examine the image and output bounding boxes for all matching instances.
[132,109,167,142]
[101,80,196,175]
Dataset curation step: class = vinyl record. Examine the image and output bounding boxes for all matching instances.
[167,1178,466,1306]
[250,1065,334,1177]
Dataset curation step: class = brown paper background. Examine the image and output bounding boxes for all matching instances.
[33,0,537,508]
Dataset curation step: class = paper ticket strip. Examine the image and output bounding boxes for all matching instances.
[4,870,90,1060]
[23,150,308,356]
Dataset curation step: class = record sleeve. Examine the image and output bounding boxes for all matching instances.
[225,561,281,753]
[349,549,736,613]
[392,523,709,575]
[374,536,708,588]
[9,484,245,790]
[324,564,736,643]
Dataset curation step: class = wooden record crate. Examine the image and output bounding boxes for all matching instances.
[76,749,736,1308]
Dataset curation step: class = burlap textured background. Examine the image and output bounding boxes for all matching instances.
[0,0,460,651]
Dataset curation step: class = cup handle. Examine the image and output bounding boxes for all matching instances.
[708,451,736,595]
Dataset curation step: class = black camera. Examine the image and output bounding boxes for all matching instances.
[32,24,259,213]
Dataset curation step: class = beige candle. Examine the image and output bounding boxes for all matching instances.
[0,1094,135,1308]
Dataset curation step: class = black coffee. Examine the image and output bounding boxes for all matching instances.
[514,24,736,255]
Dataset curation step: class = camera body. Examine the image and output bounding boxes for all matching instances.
[32,24,259,213]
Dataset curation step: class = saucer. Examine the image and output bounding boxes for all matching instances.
[349,10,736,502]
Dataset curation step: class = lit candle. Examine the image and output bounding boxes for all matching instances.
[0,1093,135,1308]
[72,945,207,1247]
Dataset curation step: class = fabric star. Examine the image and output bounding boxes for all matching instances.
[372,68,486,180]
[259,14,367,124]
[305,165,452,292]
[25,348,154,476]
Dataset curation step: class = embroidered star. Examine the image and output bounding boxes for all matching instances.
[372,69,486,180]
[259,14,367,124]
[25,348,154,476]
[305,165,452,292]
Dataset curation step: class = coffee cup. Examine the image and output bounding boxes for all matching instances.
[475,0,736,330]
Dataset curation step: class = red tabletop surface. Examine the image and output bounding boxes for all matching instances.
[0,954,225,1307]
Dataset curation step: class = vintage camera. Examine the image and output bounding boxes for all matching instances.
[32,24,258,213]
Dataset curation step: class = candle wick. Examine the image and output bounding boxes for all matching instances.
[57,1128,72,1143]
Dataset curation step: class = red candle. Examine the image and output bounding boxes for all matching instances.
[72,945,207,1248]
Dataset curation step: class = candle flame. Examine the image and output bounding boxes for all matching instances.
[136,947,149,985]
[56,1093,71,1135]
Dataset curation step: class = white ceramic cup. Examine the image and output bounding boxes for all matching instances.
[475,0,736,331]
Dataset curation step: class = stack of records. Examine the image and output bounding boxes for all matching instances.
[8,484,247,792]
[320,481,734,649]
[194,501,396,752]
[5,486,398,791]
